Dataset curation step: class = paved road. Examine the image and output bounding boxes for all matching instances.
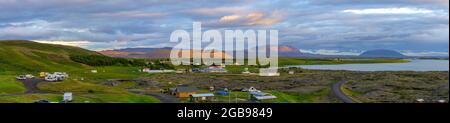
[332,81,355,103]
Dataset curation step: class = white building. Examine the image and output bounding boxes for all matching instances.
[259,68,280,76]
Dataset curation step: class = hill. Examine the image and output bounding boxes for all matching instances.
[99,45,316,58]
[0,40,160,103]
[360,49,406,58]
[99,47,171,58]
[0,40,99,73]
[99,47,233,59]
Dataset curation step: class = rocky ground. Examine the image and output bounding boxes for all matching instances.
[106,69,449,103]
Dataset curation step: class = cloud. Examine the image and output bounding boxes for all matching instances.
[33,40,91,47]
[342,8,434,14]
[188,6,248,16]
[94,11,167,18]
[215,11,284,26]
[0,0,447,55]
[299,49,362,56]
[400,50,449,56]
[219,15,242,22]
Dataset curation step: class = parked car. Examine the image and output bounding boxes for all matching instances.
[16,75,26,80]
[25,74,34,79]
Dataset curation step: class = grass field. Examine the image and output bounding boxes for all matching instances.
[270,89,331,103]
[0,75,26,94]
[278,58,409,66]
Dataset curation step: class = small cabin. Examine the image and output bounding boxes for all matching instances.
[259,69,280,76]
[190,93,215,103]
[142,68,151,72]
[170,85,198,98]
[204,66,227,73]
[248,87,258,92]
[250,91,277,103]
[288,71,295,75]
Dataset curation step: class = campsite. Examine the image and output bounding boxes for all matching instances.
[0,41,448,103]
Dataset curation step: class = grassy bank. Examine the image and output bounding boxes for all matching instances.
[279,58,409,66]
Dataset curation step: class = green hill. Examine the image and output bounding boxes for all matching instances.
[0,40,99,74]
[0,40,160,103]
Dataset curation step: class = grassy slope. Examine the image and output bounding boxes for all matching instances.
[0,40,98,74]
[0,40,159,103]
[0,75,26,94]
[278,58,409,66]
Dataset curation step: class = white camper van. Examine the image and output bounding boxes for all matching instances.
[44,72,69,82]
[63,92,73,102]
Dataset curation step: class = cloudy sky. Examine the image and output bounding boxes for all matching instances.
[0,0,448,56]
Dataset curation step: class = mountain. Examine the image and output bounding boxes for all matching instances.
[360,49,406,58]
[99,47,171,58]
[99,48,233,59]
[99,45,304,58]
[277,45,305,57]
[0,40,99,72]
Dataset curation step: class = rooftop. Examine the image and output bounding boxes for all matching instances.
[191,93,215,97]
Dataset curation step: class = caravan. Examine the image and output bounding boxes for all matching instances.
[44,72,69,82]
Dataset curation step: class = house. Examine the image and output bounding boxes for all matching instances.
[241,87,258,92]
[209,86,215,92]
[142,68,175,73]
[142,68,151,72]
[288,71,295,74]
[176,69,186,73]
[248,87,258,92]
[170,85,198,98]
[63,92,73,102]
[249,91,277,102]
[190,93,215,103]
[259,72,280,76]
[204,66,227,73]
[148,70,175,73]
[259,69,280,76]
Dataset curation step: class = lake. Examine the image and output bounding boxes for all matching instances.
[289,60,449,71]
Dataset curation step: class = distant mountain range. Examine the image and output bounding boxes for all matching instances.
[98,45,324,58]
[359,49,406,58]
[99,46,448,59]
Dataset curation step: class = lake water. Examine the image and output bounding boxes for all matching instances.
[289,60,449,71]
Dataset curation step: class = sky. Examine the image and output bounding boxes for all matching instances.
[0,0,448,56]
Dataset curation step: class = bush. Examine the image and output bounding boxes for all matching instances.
[69,54,175,69]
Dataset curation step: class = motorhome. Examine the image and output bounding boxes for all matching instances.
[44,72,69,82]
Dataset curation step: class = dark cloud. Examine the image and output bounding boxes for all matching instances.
[0,0,448,55]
